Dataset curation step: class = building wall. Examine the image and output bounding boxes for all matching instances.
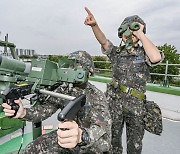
[16,48,35,56]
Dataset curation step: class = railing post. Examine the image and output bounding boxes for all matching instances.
[163,60,169,87]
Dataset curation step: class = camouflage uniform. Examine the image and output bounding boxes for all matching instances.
[102,41,164,154]
[22,51,112,154]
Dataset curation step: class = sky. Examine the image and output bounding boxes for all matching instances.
[0,0,180,56]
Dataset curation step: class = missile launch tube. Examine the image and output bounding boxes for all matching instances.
[0,55,30,74]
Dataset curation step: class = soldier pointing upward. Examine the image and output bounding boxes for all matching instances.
[84,7,164,154]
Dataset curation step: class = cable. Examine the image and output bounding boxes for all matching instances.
[1,126,25,154]
[17,126,25,154]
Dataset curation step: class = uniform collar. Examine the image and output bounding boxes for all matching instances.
[123,44,140,56]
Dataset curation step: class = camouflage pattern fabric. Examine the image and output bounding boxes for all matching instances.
[143,100,163,135]
[24,131,80,154]
[105,42,151,93]
[106,83,145,154]
[118,15,146,38]
[102,41,163,154]
[22,81,112,154]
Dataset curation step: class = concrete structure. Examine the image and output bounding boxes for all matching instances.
[15,48,35,56]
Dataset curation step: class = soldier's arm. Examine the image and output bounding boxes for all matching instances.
[21,96,61,123]
[81,86,111,152]
[133,23,162,63]
[84,7,109,51]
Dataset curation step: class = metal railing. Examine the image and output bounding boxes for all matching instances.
[93,60,180,86]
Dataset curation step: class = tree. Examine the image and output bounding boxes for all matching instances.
[93,56,112,77]
[19,55,31,59]
[19,54,38,59]
[150,44,180,83]
[93,56,111,70]
[47,55,67,63]
[31,55,38,59]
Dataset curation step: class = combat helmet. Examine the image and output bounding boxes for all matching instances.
[118,15,146,38]
[68,50,94,75]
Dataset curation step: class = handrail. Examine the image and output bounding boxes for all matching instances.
[93,60,180,78]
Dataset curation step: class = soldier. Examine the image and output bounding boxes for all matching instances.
[84,7,164,154]
[2,51,112,154]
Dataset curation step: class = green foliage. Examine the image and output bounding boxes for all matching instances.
[93,56,112,77]
[95,70,112,78]
[19,54,38,59]
[47,55,67,63]
[31,55,38,59]
[171,79,180,87]
[93,56,111,69]
[19,55,31,59]
[150,44,180,83]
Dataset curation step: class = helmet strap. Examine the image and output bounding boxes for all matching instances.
[116,39,123,53]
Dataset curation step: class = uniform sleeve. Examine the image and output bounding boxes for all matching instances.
[80,87,112,152]
[101,40,119,62]
[145,50,165,67]
[101,40,114,56]
[22,95,62,123]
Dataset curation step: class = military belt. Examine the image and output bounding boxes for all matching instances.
[120,85,145,101]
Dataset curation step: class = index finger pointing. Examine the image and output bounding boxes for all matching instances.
[85,7,93,15]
